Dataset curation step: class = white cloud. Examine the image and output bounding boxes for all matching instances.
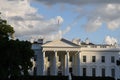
[74,4,120,32]
[34,0,120,32]
[107,19,120,30]
[105,36,117,45]
[44,26,71,41]
[1,0,120,42]
[98,4,120,30]
[30,24,70,41]
[85,17,102,32]
[29,1,120,33]
[0,0,64,40]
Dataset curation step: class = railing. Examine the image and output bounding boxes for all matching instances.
[81,45,118,48]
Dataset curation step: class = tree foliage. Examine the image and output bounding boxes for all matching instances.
[0,17,14,40]
[0,14,34,78]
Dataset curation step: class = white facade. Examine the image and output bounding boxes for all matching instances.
[80,45,120,80]
[32,38,120,80]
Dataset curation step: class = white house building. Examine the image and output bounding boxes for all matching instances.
[31,38,120,80]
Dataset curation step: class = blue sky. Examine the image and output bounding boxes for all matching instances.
[0,0,120,44]
[30,1,120,44]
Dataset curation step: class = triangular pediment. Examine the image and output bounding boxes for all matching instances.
[42,38,79,47]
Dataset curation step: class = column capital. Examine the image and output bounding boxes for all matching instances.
[42,50,46,53]
[78,51,81,55]
[54,50,58,53]
[66,51,70,53]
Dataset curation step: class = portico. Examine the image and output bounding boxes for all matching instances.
[42,39,81,76]
[32,38,120,80]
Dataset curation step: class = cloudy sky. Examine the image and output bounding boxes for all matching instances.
[0,0,120,44]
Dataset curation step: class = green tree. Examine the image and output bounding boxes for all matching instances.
[0,14,34,78]
[0,17,14,40]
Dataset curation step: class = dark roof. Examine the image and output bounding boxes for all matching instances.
[60,38,80,46]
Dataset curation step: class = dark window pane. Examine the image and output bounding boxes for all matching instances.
[70,56,72,62]
[92,68,96,76]
[111,68,115,77]
[92,56,96,62]
[83,68,86,76]
[101,56,105,63]
[34,67,37,75]
[111,56,115,63]
[102,68,105,77]
[34,55,37,61]
[83,56,86,62]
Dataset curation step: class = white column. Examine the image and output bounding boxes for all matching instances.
[74,54,77,76]
[65,51,69,76]
[62,53,65,75]
[77,52,80,76]
[72,55,75,75]
[53,51,57,75]
[43,51,45,75]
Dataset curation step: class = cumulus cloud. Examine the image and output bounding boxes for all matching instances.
[29,26,70,42]
[107,19,120,30]
[85,17,102,32]
[44,26,71,41]
[94,4,120,30]
[32,0,120,32]
[74,4,120,32]
[1,0,120,41]
[0,0,64,40]
[105,36,117,45]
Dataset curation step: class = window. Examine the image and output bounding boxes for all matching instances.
[70,56,72,62]
[34,67,37,75]
[48,56,50,61]
[111,68,115,77]
[92,56,96,62]
[111,56,115,63]
[101,56,105,63]
[59,56,61,61]
[83,56,86,62]
[47,67,50,75]
[34,55,37,61]
[92,68,96,76]
[69,67,72,73]
[102,68,105,77]
[83,68,86,76]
